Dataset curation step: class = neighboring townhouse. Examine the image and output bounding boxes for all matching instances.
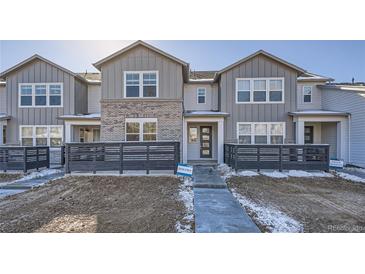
[0,40,363,167]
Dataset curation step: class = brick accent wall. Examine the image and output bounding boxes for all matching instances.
[100,99,183,142]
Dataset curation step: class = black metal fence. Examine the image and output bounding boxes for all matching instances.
[65,142,180,174]
[0,146,50,173]
[224,144,330,172]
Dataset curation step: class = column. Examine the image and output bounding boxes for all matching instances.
[217,119,224,164]
[296,119,305,144]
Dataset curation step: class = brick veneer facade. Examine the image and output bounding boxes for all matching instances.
[100,99,183,142]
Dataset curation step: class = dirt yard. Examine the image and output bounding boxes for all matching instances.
[228,175,365,232]
[0,175,191,233]
[0,173,22,183]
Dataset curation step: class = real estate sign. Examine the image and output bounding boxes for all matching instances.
[176,163,193,177]
[330,159,344,168]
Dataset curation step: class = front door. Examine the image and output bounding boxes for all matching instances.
[200,126,212,158]
[304,126,314,144]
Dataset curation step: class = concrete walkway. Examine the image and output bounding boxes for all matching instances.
[193,165,260,233]
[0,169,64,199]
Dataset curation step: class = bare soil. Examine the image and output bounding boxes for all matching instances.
[0,173,22,183]
[227,175,365,232]
[0,176,188,233]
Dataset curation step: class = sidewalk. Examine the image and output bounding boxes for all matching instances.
[193,165,260,233]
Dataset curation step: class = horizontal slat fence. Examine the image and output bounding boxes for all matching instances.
[224,144,330,172]
[0,146,50,173]
[65,142,180,174]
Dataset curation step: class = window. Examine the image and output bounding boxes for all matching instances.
[197,88,206,104]
[124,71,158,98]
[19,83,63,107]
[237,80,250,102]
[303,86,312,103]
[125,118,157,142]
[79,128,85,143]
[189,127,198,143]
[35,85,47,106]
[237,122,285,144]
[20,85,33,106]
[20,125,63,146]
[236,78,284,103]
[92,128,100,142]
[2,125,6,144]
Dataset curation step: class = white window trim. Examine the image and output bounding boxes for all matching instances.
[196,87,206,104]
[236,122,286,144]
[235,78,285,104]
[303,86,313,103]
[18,83,63,108]
[92,128,100,142]
[125,118,158,142]
[123,71,159,98]
[19,125,63,146]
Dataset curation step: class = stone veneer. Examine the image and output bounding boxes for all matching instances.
[100,99,183,142]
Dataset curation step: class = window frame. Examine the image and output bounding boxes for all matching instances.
[19,125,63,146]
[235,78,285,104]
[196,87,206,104]
[303,86,313,103]
[125,118,158,142]
[123,71,159,98]
[18,83,63,108]
[236,122,286,144]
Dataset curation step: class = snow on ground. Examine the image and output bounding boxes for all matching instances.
[261,171,288,178]
[231,188,303,233]
[217,164,258,181]
[336,172,365,184]
[176,177,194,233]
[13,169,63,183]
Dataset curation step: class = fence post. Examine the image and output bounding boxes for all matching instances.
[279,145,283,172]
[325,145,330,172]
[257,146,260,172]
[23,147,27,173]
[146,144,150,175]
[46,147,50,169]
[65,144,70,174]
[36,147,39,171]
[3,148,7,172]
[119,143,124,174]
[93,145,96,174]
[234,145,238,172]
[174,142,179,174]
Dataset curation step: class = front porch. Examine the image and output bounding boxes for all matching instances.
[290,110,350,162]
[60,114,101,143]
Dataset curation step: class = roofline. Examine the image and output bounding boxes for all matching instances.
[58,116,101,121]
[288,111,350,117]
[298,71,334,82]
[214,50,307,81]
[0,54,88,84]
[318,84,365,92]
[93,40,189,71]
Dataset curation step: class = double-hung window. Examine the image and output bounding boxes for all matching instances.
[20,125,63,146]
[236,78,284,103]
[237,122,285,144]
[303,86,312,103]
[125,118,157,142]
[197,88,206,104]
[124,71,158,98]
[19,83,63,107]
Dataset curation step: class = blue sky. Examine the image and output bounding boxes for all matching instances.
[1,40,364,82]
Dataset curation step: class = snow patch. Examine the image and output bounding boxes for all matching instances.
[231,189,303,233]
[336,172,365,184]
[217,164,258,181]
[176,177,194,233]
[261,171,288,178]
[13,169,62,183]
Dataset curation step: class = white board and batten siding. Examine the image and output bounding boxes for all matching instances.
[321,87,365,167]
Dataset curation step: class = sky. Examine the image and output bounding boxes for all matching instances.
[1,40,364,82]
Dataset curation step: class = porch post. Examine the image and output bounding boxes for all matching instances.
[296,119,305,144]
[182,118,187,163]
[217,119,224,164]
[0,124,3,145]
[65,122,72,143]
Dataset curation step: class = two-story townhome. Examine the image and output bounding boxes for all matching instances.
[0,40,363,167]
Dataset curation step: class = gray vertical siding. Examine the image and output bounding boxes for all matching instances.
[75,78,88,114]
[297,81,323,110]
[183,83,218,111]
[321,122,337,159]
[4,59,77,144]
[88,84,101,113]
[0,85,6,113]
[321,88,365,166]
[220,54,298,143]
[101,45,183,100]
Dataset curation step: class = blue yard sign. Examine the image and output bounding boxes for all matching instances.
[176,163,193,177]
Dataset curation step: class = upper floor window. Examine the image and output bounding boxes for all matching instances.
[303,86,312,103]
[237,122,285,144]
[19,83,63,107]
[124,71,158,98]
[125,118,157,141]
[236,78,284,104]
[197,88,206,104]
